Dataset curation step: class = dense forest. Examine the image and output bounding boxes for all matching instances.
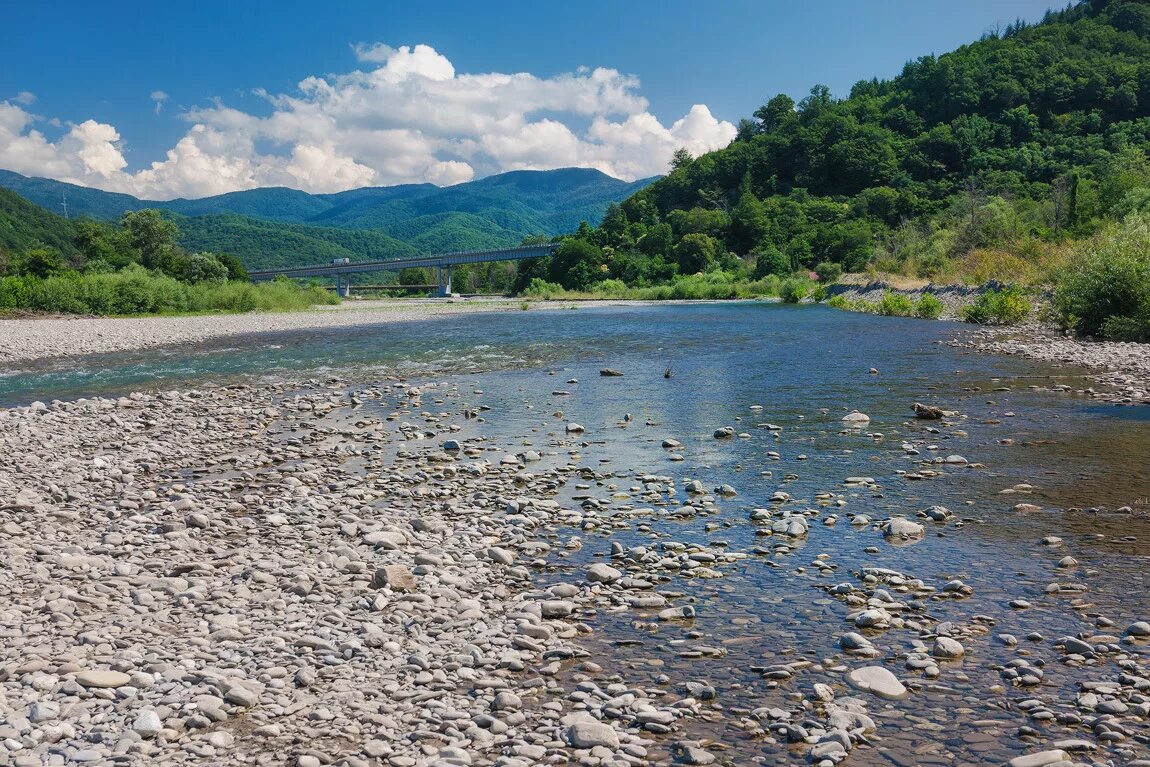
[516,0,1150,336]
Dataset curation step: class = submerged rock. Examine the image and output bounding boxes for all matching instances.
[846,666,908,700]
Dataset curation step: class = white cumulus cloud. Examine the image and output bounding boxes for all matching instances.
[0,44,735,199]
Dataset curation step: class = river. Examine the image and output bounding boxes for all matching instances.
[3,301,1148,765]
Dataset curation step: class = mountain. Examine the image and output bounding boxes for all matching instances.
[529,0,1150,290]
[0,168,657,267]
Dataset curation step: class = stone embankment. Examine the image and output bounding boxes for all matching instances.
[823,280,1003,319]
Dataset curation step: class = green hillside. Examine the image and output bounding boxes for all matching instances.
[0,167,656,267]
[529,0,1150,288]
[0,188,76,258]
[174,214,419,270]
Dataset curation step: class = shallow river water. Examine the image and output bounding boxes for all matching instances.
[3,302,1149,765]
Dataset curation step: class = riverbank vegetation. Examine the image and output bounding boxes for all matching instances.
[0,191,335,315]
[514,0,1150,335]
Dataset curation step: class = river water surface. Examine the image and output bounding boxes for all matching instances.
[3,302,1149,765]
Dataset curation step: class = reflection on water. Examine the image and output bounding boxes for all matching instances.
[3,302,1149,763]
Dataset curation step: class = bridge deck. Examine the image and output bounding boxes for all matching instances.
[249,244,557,281]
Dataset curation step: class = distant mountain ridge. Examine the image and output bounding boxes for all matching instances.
[0,168,658,269]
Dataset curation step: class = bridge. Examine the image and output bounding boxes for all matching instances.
[248,243,559,297]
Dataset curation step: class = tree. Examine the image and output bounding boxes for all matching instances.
[638,223,674,256]
[674,233,718,274]
[671,148,694,171]
[728,189,770,254]
[753,245,790,277]
[214,252,250,281]
[121,209,183,275]
[17,248,65,278]
[549,239,604,289]
[753,94,797,133]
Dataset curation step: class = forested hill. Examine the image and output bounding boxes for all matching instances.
[0,188,76,257]
[0,168,656,267]
[536,0,1150,289]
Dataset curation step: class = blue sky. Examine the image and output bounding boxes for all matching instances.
[0,0,1059,198]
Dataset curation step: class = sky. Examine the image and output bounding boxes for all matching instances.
[0,0,1061,200]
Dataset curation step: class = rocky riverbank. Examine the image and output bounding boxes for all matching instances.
[0,300,540,366]
[0,378,738,766]
[3,304,1150,767]
[954,323,1150,404]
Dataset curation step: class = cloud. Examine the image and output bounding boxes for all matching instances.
[14,91,36,105]
[0,44,735,199]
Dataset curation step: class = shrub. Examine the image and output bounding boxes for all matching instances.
[779,278,809,303]
[0,266,335,316]
[521,278,565,299]
[964,286,1031,325]
[0,275,33,310]
[1055,215,1150,339]
[878,290,914,316]
[814,261,843,283]
[186,253,229,284]
[594,279,629,298]
[825,295,849,309]
[915,293,944,319]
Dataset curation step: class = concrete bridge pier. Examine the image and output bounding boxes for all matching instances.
[437,266,453,297]
[335,275,351,298]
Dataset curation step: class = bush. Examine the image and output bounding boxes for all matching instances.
[963,286,1031,325]
[878,290,914,316]
[521,278,565,299]
[826,295,849,309]
[780,278,809,303]
[186,253,229,284]
[814,261,843,283]
[1055,215,1150,339]
[915,293,944,319]
[0,266,335,316]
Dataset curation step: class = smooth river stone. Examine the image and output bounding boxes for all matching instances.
[75,670,131,688]
[567,720,619,749]
[846,666,908,700]
[1006,750,1070,767]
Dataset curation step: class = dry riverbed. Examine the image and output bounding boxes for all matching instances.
[0,300,541,366]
